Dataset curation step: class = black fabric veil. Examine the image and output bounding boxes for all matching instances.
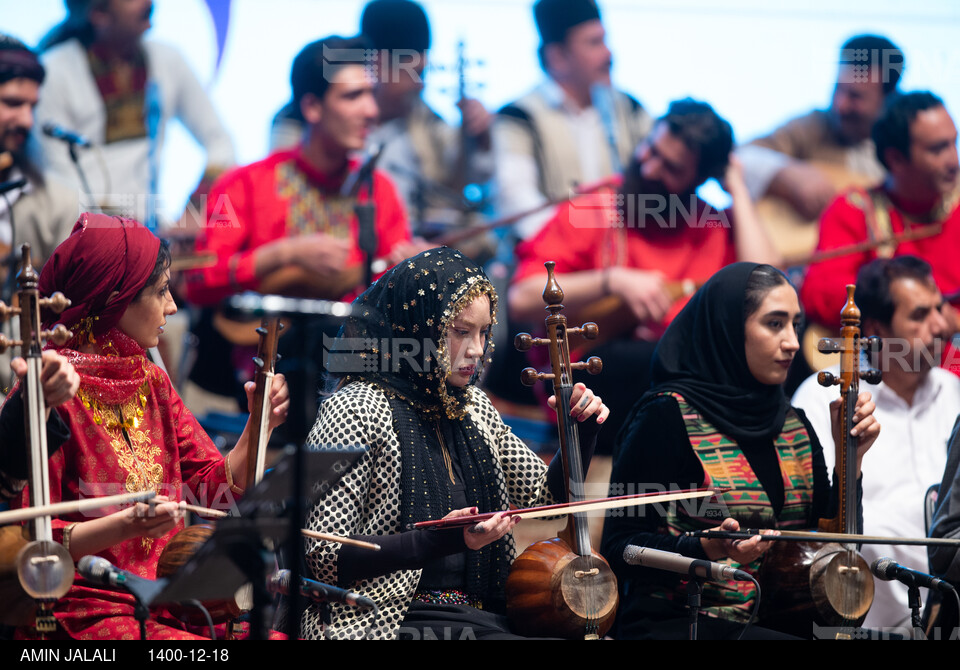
[643,262,790,443]
[327,246,497,417]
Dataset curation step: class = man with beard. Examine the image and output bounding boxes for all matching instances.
[801,91,960,333]
[34,0,234,225]
[509,98,779,454]
[493,0,651,241]
[793,256,959,630]
[0,34,77,400]
[740,34,904,222]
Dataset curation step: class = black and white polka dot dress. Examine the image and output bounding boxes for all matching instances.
[300,381,554,640]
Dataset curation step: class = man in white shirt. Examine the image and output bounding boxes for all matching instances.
[34,0,234,226]
[493,0,651,240]
[792,255,959,631]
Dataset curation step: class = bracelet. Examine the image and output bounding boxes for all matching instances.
[225,456,244,496]
[62,522,79,554]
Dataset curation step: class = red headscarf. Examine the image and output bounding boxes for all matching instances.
[38,213,161,336]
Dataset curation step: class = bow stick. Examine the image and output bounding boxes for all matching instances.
[0,491,156,526]
[415,487,721,529]
[685,529,960,548]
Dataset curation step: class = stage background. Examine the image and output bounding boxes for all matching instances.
[2,0,959,220]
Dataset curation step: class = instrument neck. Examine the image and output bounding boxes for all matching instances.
[555,383,591,556]
[20,285,53,542]
[245,318,280,487]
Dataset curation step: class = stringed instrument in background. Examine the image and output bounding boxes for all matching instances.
[212,173,622,347]
[504,261,618,639]
[576,278,700,352]
[759,284,881,637]
[755,161,876,262]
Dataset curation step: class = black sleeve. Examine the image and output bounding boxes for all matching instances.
[600,395,710,581]
[0,385,71,482]
[336,416,603,585]
[929,417,960,579]
[337,528,467,586]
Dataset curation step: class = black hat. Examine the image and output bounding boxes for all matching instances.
[534,0,601,45]
[361,0,431,52]
[0,33,45,85]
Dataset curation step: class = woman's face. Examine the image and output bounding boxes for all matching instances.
[117,269,177,349]
[744,284,801,386]
[444,294,492,387]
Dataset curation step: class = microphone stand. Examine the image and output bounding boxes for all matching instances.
[355,169,377,289]
[135,599,149,641]
[904,574,926,640]
[342,145,383,290]
[66,142,100,215]
[686,578,703,641]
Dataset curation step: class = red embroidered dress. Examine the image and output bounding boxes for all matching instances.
[16,329,232,640]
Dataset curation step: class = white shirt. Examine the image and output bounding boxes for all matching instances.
[492,80,620,240]
[35,39,234,224]
[792,366,960,630]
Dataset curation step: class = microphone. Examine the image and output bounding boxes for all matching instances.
[78,555,168,608]
[340,143,384,198]
[871,557,956,594]
[268,569,377,611]
[79,555,126,586]
[78,555,136,587]
[623,545,754,582]
[41,122,92,148]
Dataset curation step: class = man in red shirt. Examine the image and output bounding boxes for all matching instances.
[509,98,779,452]
[188,35,415,307]
[185,35,419,440]
[800,91,960,336]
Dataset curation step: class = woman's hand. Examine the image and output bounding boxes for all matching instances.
[700,517,778,564]
[829,391,880,477]
[443,507,519,551]
[121,496,183,541]
[11,351,80,413]
[62,495,185,560]
[244,373,290,431]
[547,382,609,424]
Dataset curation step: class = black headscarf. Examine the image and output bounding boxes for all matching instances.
[327,247,510,603]
[330,246,497,418]
[644,262,790,443]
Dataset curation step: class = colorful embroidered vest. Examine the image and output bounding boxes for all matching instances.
[657,393,816,621]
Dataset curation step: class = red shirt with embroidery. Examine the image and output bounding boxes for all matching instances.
[513,189,736,334]
[800,188,960,328]
[187,149,411,306]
